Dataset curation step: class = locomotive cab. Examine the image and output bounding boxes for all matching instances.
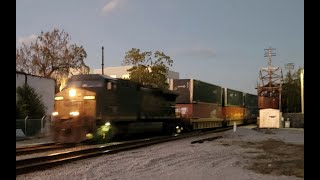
[51,74,115,143]
[51,87,97,143]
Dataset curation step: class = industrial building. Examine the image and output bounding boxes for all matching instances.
[16,71,55,117]
[93,65,179,81]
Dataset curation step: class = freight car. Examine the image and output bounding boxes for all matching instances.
[51,75,258,143]
[169,79,224,130]
[51,74,180,143]
[169,79,258,130]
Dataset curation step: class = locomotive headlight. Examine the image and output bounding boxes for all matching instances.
[54,96,64,100]
[101,122,111,132]
[52,112,59,116]
[83,96,95,100]
[69,89,76,97]
[69,111,79,116]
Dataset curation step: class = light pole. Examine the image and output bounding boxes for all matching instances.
[300,68,304,113]
[102,46,104,75]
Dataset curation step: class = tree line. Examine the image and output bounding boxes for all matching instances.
[281,67,303,113]
[16,28,172,91]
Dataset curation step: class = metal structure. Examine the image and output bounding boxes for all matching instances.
[257,47,283,109]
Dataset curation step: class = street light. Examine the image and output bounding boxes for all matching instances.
[300,68,304,113]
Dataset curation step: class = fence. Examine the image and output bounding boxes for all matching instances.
[16,116,50,137]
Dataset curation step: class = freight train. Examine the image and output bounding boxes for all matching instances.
[51,74,258,143]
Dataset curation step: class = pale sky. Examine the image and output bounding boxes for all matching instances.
[16,0,304,94]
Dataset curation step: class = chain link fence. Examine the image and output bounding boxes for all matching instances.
[16,116,51,138]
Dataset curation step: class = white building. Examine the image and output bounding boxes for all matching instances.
[93,65,179,80]
[16,72,55,116]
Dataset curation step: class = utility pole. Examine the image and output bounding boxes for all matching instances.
[300,68,304,113]
[285,63,294,74]
[102,46,104,75]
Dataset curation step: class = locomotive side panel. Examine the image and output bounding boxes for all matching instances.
[114,79,140,121]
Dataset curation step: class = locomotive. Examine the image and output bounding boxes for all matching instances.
[51,74,258,143]
[51,74,180,143]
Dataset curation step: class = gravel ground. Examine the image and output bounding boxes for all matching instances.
[16,125,304,180]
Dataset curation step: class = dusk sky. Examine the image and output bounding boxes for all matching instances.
[16,0,304,94]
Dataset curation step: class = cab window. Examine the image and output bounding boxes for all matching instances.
[107,82,117,90]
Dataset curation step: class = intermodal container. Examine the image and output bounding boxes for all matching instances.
[223,88,244,106]
[244,93,258,108]
[169,79,222,104]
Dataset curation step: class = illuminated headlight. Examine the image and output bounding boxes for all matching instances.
[83,96,95,100]
[52,112,59,116]
[54,96,64,100]
[69,111,79,116]
[176,126,183,133]
[69,89,76,97]
[102,122,111,132]
[86,133,93,139]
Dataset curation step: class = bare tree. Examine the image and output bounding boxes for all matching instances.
[16,28,89,91]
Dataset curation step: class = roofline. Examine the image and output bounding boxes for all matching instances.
[16,71,56,81]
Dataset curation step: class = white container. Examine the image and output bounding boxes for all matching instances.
[259,108,282,128]
[285,121,290,128]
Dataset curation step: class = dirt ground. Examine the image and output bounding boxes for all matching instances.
[16,126,304,180]
[238,128,304,178]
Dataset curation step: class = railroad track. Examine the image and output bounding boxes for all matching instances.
[16,127,232,176]
[16,143,77,156]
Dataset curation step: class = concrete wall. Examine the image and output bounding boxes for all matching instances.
[16,72,55,116]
